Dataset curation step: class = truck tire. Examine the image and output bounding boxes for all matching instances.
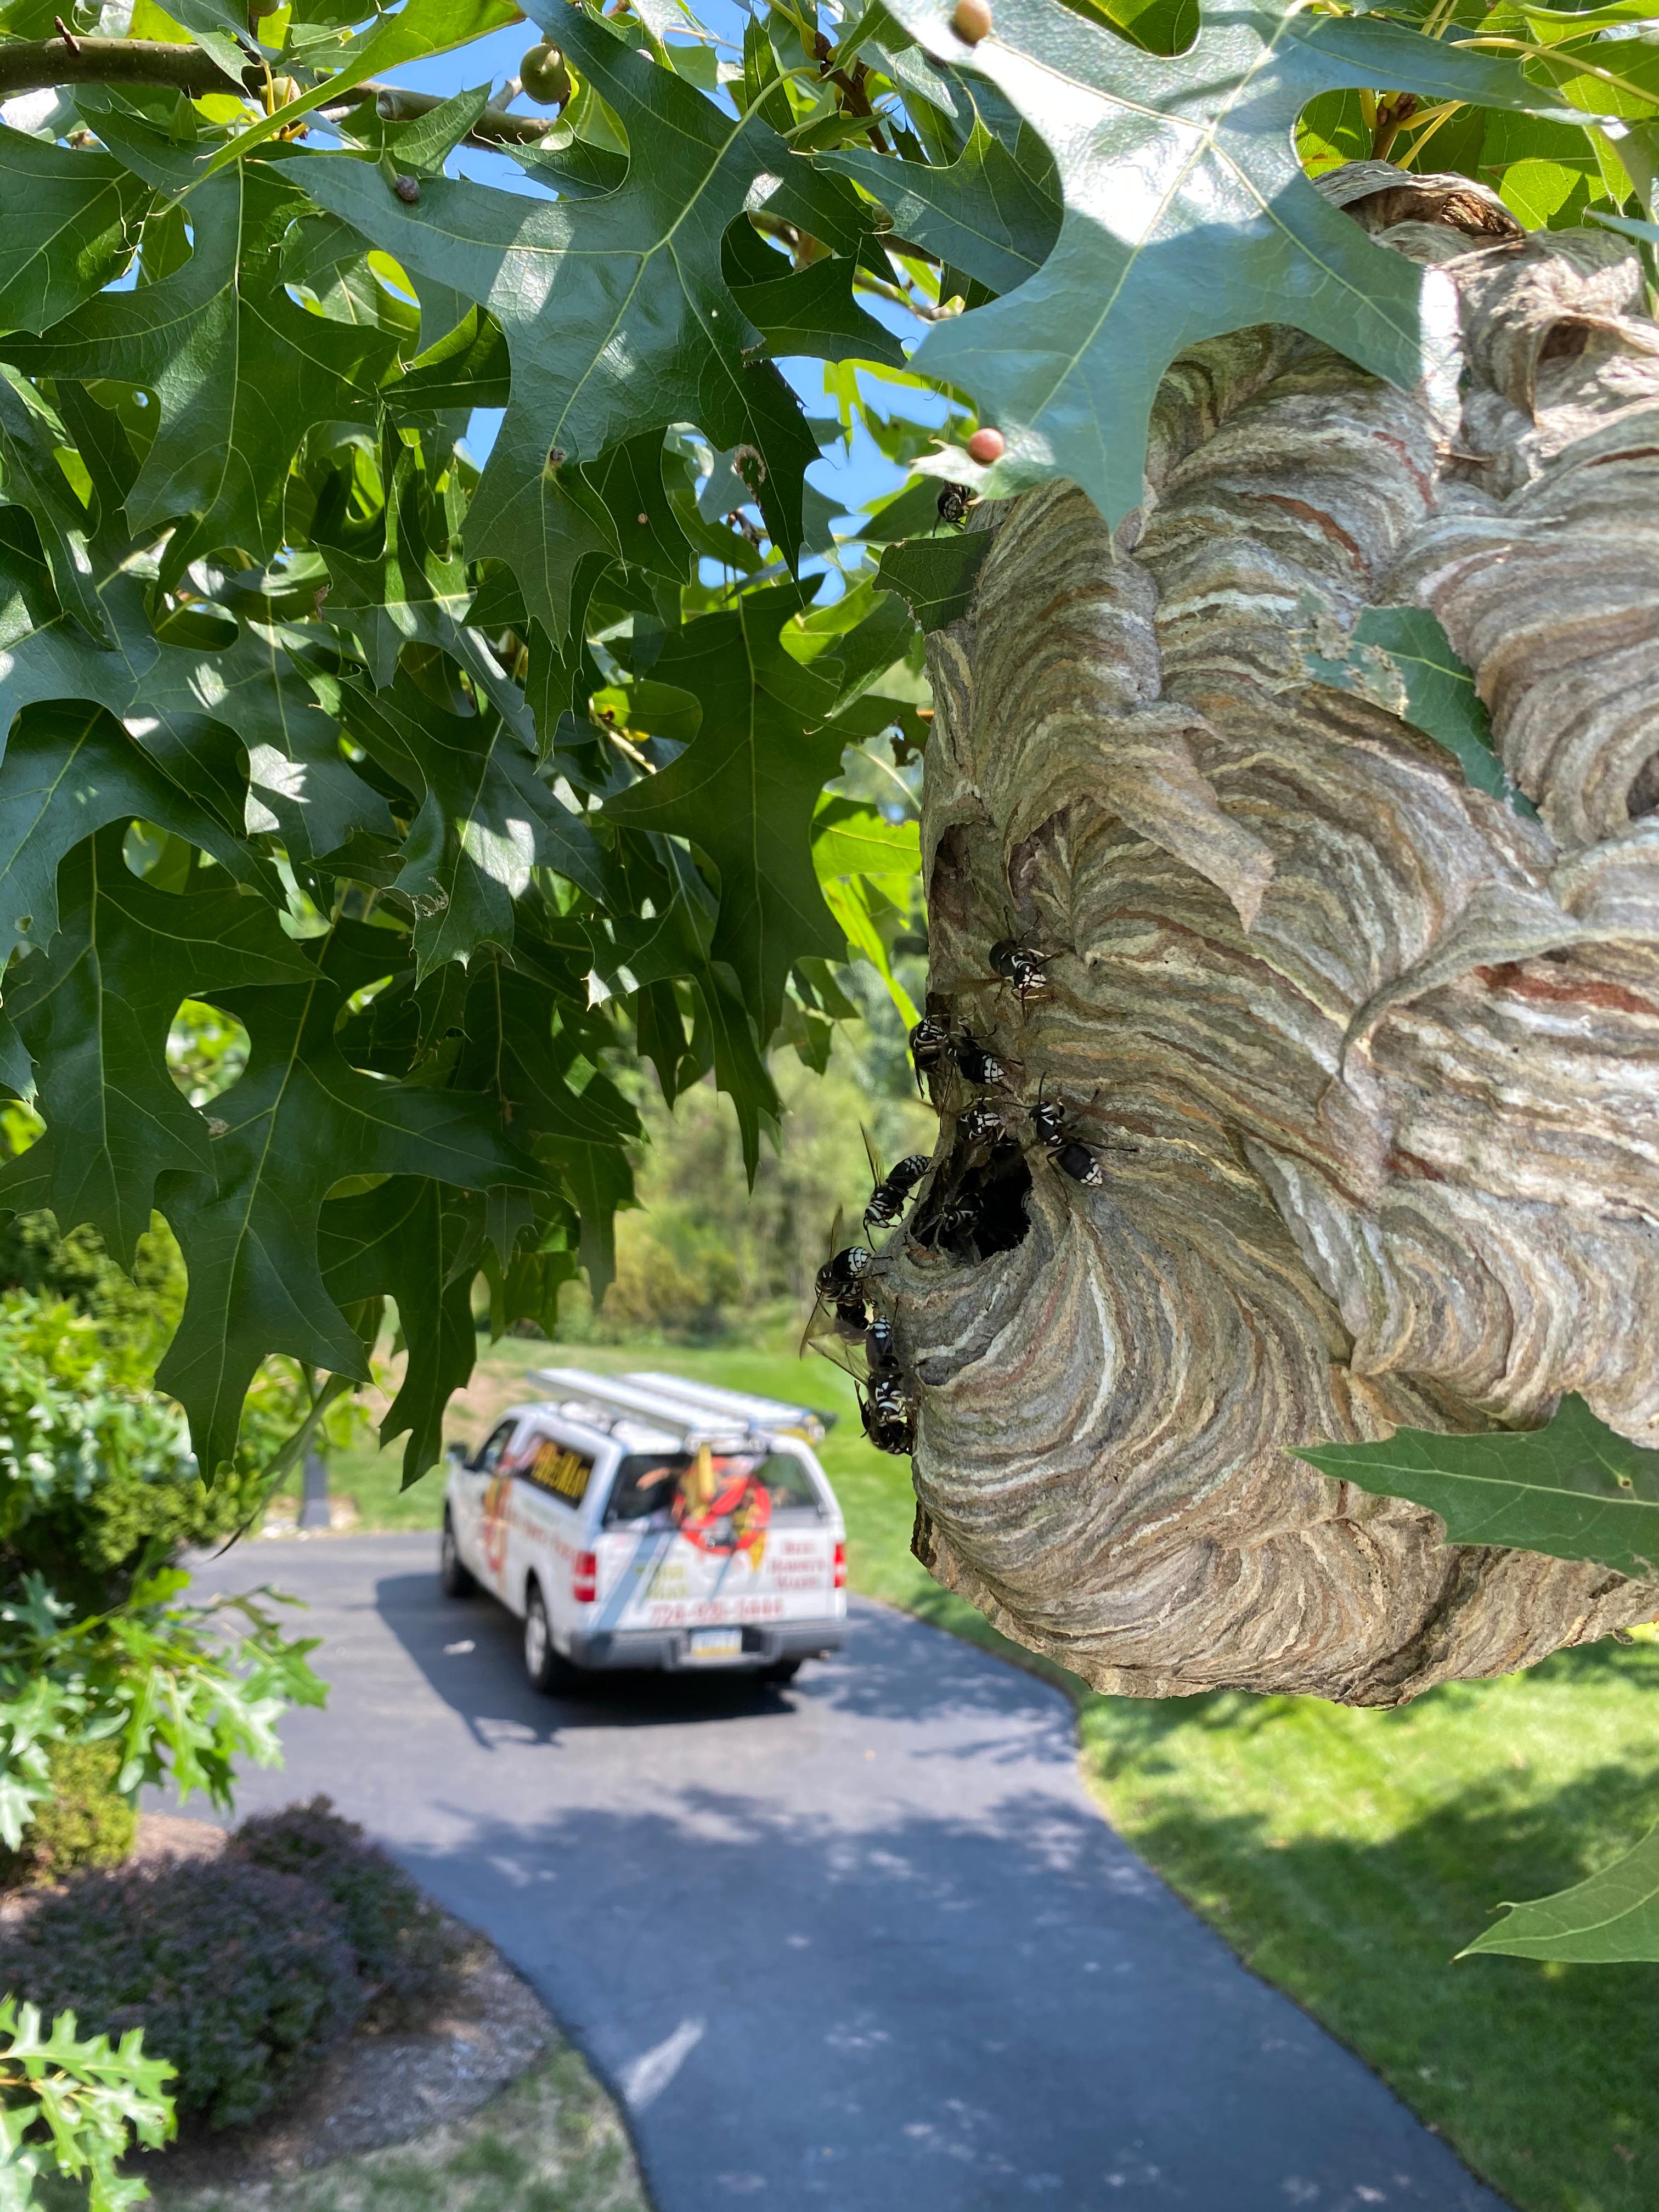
[759,1657,803,1685]
[523,1581,582,1695]
[439,1511,476,1599]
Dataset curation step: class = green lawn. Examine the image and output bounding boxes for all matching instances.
[290,1333,1659,2212]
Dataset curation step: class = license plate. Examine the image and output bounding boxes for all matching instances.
[687,1628,743,1662]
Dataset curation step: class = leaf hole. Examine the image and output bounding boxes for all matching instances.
[167,1001,250,1109]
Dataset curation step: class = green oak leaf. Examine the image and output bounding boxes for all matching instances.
[199,0,520,174]
[153,952,545,1474]
[1296,1395,1659,1581]
[812,796,921,878]
[295,0,872,574]
[883,0,1608,521]
[592,841,781,1178]
[343,670,615,975]
[0,367,106,643]
[319,1177,485,1484]
[0,522,391,867]
[317,441,539,754]
[0,126,150,334]
[604,583,852,1039]
[585,435,695,584]
[4,168,397,572]
[876,530,990,631]
[0,824,314,1268]
[448,960,640,1299]
[0,699,275,961]
[1302,604,1536,816]
[823,119,1060,298]
[724,219,907,369]
[1460,1823,1659,1963]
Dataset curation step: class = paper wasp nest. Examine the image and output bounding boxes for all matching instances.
[883,163,1659,1705]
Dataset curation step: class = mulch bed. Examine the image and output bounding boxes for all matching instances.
[8,1812,554,2191]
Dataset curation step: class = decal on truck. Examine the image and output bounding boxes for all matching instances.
[673,1443,774,1569]
[480,1472,511,1581]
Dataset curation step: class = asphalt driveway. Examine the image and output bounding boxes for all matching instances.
[173,1533,1508,2211]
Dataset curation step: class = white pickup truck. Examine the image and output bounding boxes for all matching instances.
[441,1369,848,1691]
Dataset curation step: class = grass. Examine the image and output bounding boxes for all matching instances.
[148,2044,647,2212]
[278,1329,1659,2212]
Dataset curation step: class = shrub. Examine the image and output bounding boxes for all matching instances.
[0,1290,259,1619]
[0,1743,135,1889]
[0,1857,364,2131]
[0,1570,326,1854]
[229,1797,461,2025]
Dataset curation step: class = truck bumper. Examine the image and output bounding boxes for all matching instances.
[562,1620,845,1672]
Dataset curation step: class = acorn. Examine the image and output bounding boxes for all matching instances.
[392,173,421,205]
[520,42,571,107]
[246,0,280,18]
[967,426,1005,464]
[951,0,992,41]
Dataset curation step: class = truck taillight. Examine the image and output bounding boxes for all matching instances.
[573,1551,597,1604]
[833,1539,847,1590]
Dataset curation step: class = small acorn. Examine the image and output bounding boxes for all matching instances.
[520,42,572,107]
[246,0,280,19]
[967,426,1005,464]
[392,173,421,205]
[951,0,992,41]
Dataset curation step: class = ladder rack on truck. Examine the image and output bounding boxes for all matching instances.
[526,1368,831,1446]
[629,1373,834,1441]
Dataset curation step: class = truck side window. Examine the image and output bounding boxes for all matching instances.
[473,1420,516,1475]
[517,1433,594,1508]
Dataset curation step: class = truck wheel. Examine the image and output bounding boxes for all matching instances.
[759,1657,803,1685]
[439,1512,476,1599]
[523,1582,580,1695]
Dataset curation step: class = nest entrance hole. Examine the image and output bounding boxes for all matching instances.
[910,1125,1032,1266]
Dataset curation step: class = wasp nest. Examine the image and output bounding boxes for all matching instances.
[887,162,1659,1705]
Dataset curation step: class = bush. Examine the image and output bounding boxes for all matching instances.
[229,1797,460,2025]
[0,1743,135,1889]
[0,1570,326,1855]
[0,1290,260,1619]
[0,1856,364,2131]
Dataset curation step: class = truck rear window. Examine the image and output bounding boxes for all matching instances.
[605,1451,823,1527]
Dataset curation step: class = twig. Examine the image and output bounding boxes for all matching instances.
[0,37,556,148]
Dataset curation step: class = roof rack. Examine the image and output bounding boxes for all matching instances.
[526,1368,830,1446]
[628,1373,834,1442]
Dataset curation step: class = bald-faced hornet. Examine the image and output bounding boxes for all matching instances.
[860,1364,917,1455]
[935,482,973,531]
[1029,1086,1130,1189]
[990,939,1049,1011]
[799,1212,875,1363]
[909,1015,952,1098]
[957,1097,1013,1155]
[863,1131,930,1232]
[954,1029,1016,1090]
[816,1242,873,1299]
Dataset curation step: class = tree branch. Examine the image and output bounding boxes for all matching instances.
[0,36,554,147]
[0,34,249,99]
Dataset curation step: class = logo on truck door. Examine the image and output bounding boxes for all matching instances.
[480,1473,511,1580]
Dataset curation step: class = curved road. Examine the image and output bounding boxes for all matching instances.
[176,1534,1507,2211]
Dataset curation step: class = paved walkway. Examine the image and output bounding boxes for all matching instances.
[175,1534,1508,2211]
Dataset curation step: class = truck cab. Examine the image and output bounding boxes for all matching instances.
[442,1369,848,1690]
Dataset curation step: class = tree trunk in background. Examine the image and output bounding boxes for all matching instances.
[885,163,1659,1706]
